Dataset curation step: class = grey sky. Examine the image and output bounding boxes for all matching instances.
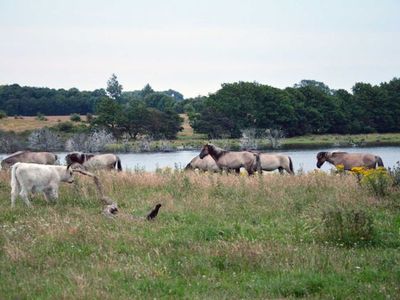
[1,0,399,97]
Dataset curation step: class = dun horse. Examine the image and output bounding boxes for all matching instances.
[316,151,384,170]
[199,143,259,175]
[1,151,58,170]
[254,152,294,174]
[65,152,122,171]
[185,155,220,172]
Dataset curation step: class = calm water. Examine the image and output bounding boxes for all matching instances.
[3,147,398,173]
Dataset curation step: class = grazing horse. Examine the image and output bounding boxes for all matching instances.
[185,155,220,172]
[316,151,384,170]
[1,151,58,170]
[199,143,259,175]
[253,152,294,175]
[65,152,122,171]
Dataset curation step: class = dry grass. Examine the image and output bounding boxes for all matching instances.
[0,170,399,299]
[0,115,87,132]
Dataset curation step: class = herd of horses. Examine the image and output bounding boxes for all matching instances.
[0,144,385,174]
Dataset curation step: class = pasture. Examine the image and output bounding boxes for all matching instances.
[0,170,399,298]
[0,115,87,133]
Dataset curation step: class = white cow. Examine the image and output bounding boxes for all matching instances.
[11,162,74,207]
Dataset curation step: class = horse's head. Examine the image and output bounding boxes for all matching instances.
[66,152,84,165]
[184,162,193,170]
[199,144,210,159]
[316,152,329,168]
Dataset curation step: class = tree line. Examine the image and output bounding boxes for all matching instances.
[189,78,400,138]
[1,76,399,139]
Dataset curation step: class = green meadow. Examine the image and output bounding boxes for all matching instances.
[0,170,399,299]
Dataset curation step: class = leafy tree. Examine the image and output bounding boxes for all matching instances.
[106,74,123,102]
[140,84,154,98]
[94,97,123,136]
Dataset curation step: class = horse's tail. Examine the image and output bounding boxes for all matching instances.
[288,156,294,175]
[116,156,122,171]
[376,156,384,168]
[255,153,262,174]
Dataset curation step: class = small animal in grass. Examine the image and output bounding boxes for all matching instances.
[146,204,162,221]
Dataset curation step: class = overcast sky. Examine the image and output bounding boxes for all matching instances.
[0,0,399,97]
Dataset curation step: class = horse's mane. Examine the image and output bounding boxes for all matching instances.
[208,144,227,158]
[331,151,348,157]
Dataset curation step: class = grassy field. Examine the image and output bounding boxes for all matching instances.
[0,115,87,133]
[0,170,399,298]
[2,114,400,150]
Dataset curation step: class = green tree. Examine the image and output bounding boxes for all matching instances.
[106,74,123,102]
[94,97,123,136]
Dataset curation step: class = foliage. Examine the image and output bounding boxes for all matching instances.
[35,112,47,121]
[0,130,26,152]
[28,128,63,151]
[106,73,123,102]
[350,167,391,197]
[321,208,375,247]
[240,128,257,150]
[0,110,7,119]
[189,78,400,137]
[65,130,115,152]
[264,128,285,149]
[388,161,400,188]
[70,113,81,122]
[0,84,106,116]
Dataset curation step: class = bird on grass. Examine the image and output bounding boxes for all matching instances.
[146,204,162,221]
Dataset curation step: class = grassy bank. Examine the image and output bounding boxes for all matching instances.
[0,170,399,298]
[104,133,400,153]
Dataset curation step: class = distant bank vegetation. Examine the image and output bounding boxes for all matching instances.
[0,76,399,145]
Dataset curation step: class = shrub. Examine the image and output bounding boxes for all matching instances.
[70,113,81,122]
[86,113,93,123]
[56,121,74,132]
[388,161,400,188]
[351,167,391,197]
[321,208,374,247]
[35,113,47,121]
[0,110,7,119]
[65,130,115,152]
[28,128,63,151]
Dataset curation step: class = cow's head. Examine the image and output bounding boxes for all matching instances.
[63,164,75,183]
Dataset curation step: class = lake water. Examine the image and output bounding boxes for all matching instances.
[3,147,398,173]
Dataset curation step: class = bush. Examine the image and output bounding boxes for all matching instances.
[70,113,81,122]
[35,113,47,121]
[86,113,93,123]
[65,130,115,152]
[351,167,391,197]
[321,208,374,247]
[28,128,63,151]
[388,161,400,188]
[56,121,74,132]
[0,110,7,119]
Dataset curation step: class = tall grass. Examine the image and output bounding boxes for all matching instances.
[0,170,399,299]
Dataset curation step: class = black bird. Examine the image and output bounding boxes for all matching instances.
[146,204,162,221]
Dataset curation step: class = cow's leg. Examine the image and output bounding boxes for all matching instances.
[19,189,32,207]
[11,186,18,208]
[278,167,284,174]
[47,186,59,203]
